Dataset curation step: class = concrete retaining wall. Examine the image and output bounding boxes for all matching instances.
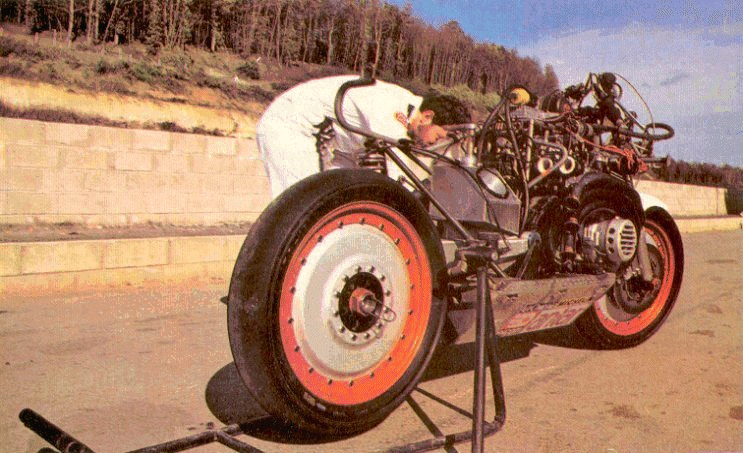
[0,117,734,224]
[0,235,245,295]
[0,117,270,226]
[2,216,741,296]
[634,179,728,217]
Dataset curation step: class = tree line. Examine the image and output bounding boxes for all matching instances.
[0,0,559,96]
[657,159,743,190]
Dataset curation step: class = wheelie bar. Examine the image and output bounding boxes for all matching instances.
[19,408,264,453]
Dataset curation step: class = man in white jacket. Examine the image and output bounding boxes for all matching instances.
[256,75,471,198]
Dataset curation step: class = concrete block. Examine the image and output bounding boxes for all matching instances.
[82,170,113,192]
[0,140,6,169]
[125,172,160,191]
[154,154,189,174]
[205,136,237,156]
[43,169,85,193]
[3,168,43,191]
[114,152,153,171]
[172,133,207,154]
[81,214,129,226]
[6,192,54,215]
[105,192,147,215]
[223,235,245,262]
[0,272,79,296]
[21,241,103,274]
[231,174,249,194]
[186,193,223,213]
[159,261,232,287]
[170,236,226,264]
[45,122,91,146]
[223,194,247,213]
[56,193,106,215]
[0,118,45,144]
[0,214,33,224]
[236,138,260,159]
[145,191,186,214]
[104,238,168,269]
[60,148,109,170]
[7,144,59,168]
[189,154,229,174]
[247,193,269,214]
[133,129,171,152]
[200,175,230,194]
[89,127,133,151]
[0,243,22,276]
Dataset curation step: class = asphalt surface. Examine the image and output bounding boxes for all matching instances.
[2,230,742,453]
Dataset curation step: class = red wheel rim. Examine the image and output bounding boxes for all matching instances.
[277,201,432,406]
[595,218,676,335]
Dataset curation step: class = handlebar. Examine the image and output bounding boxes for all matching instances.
[334,78,376,136]
[333,77,405,146]
[592,122,674,141]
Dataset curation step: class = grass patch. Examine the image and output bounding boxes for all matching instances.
[0,100,129,127]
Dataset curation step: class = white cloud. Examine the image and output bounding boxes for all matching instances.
[520,21,743,165]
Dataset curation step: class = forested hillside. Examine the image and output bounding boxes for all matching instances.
[0,0,558,96]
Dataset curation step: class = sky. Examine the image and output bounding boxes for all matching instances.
[389,0,743,166]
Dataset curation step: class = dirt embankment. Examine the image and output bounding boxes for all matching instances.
[0,77,261,138]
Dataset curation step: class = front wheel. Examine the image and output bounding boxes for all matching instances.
[228,170,446,435]
[577,208,684,348]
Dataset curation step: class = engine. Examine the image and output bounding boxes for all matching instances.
[427,73,669,277]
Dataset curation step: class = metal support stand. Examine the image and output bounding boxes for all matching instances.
[20,261,506,453]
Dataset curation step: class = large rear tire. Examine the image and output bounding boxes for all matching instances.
[228,170,446,435]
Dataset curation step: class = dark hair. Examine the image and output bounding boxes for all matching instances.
[420,93,471,125]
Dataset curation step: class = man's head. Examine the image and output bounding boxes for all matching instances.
[408,94,471,146]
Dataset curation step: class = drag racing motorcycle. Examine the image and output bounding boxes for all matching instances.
[226,72,684,438]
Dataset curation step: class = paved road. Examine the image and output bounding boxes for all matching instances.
[2,230,742,452]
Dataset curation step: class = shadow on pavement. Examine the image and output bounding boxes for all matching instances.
[205,363,355,444]
[204,335,536,446]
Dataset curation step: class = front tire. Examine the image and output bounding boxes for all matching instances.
[577,208,684,348]
[228,170,446,435]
